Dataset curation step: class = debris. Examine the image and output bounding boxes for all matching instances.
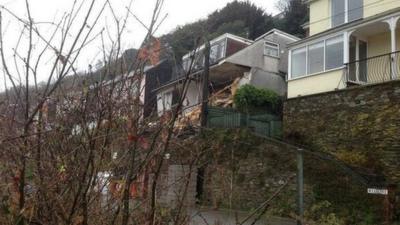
[174,77,241,128]
[209,77,240,107]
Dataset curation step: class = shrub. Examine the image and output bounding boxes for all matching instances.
[305,201,345,225]
[233,84,282,114]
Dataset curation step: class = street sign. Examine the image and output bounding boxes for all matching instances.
[367,188,388,195]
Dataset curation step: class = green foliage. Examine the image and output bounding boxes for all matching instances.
[275,0,309,37]
[303,154,382,224]
[162,0,275,59]
[233,84,282,114]
[305,201,345,225]
[207,1,274,40]
[162,21,206,60]
[210,20,247,40]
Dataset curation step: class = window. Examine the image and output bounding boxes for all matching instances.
[331,0,363,27]
[332,0,345,27]
[264,42,279,57]
[348,0,363,22]
[209,40,226,64]
[219,41,226,59]
[193,51,205,70]
[290,35,344,79]
[182,58,190,72]
[325,36,344,70]
[291,47,307,78]
[157,91,173,114]
[210,45,219,64]
[308,41,324,74]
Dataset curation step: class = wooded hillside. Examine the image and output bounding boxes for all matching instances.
[162,0,308,60]
[0,0,308,96]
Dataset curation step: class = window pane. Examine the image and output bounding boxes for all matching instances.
[291,47,307,78]
[325,36,344,70]
[308,41,324,74]
[163,92,172,110]
[332,0,345,27]
[348,0,363,22]
[210,45,219,64]
[265,42,279,57]
[182,58,190,72]
[194,52,204,70]
[219,41,226,59]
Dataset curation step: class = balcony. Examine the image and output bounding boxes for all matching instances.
[345,51,400,85]
[343,13,400,86]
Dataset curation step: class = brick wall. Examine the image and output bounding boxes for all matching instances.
[283,80,400,182]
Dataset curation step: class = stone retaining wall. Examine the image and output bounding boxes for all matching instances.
[283,80,400,182]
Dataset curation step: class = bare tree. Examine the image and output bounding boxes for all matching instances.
[0,0,217,224]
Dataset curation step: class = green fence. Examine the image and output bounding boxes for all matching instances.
[207,106,282,138]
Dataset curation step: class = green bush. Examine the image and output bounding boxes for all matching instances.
[233,84,282,114]
[305,201,345,225]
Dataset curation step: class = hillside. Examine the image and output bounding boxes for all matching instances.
[0,0,308,95]
[161,0,308,60]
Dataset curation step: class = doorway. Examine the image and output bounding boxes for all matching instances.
[349,36,368,83]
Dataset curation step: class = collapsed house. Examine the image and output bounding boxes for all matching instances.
[153,29,300,124]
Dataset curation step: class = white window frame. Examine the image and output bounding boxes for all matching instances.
[264,41,280,58]
[289,33,345,80]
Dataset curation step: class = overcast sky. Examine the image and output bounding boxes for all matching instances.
[0,0,279,89]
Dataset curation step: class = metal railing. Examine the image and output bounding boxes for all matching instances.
[207,106,282,138]
[345,51,400,85]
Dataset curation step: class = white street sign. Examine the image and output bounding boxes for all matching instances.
[367,188,388,195]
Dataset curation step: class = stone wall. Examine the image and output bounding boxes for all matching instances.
[283,80,400,182]
[202,137,297,211]
[156,164,197,208]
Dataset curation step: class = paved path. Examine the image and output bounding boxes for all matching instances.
[188,208,296,225]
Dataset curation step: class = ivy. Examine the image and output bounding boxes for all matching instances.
[233,84,282,114]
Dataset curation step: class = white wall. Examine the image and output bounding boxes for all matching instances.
[157,87,174,116]
[182,80,202,114]
[156,80,202,116]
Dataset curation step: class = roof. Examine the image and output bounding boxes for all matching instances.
[304,0,319,4]
[254,28,301,42]
[273,12,285,19]
[182,33,253,59]
[219,28,299,68]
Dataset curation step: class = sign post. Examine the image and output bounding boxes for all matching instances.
[297,148,304,225]
[368,185,396,223]
[367,188,388,195]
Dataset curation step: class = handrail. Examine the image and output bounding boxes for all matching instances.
[345,50,400,65]
[345,50,400,85]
